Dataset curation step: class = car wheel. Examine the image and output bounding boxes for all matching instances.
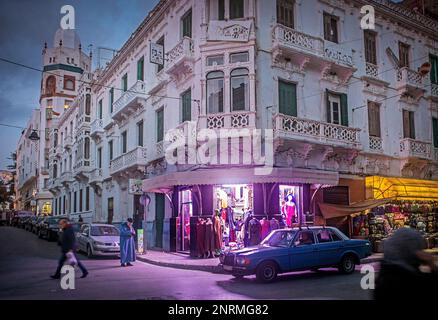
[87,245,93,258]
[338,255,356,274]
[256,261,278,283]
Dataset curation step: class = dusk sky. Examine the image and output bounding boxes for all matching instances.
[0,0,159,170]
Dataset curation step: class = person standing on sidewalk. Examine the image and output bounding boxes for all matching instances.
[120,218,136,267]
[51,219,88,279]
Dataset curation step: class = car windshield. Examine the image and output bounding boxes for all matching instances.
[261,230,296,247]
[48,218,61,225]
[90,226,120,236]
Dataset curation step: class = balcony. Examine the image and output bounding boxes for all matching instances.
[430,83,438,99]
[89,168,103,184]
[400,138,432,160]
[64,135,73,150]
[369,136,383,153]
[73,159,92,178]
[198,111,256,130]
[272,24,355,81]
[110,147,148,176]
[273,114,361,149]
[365,63,379,79]
[165,37,195,78]
[112,81,147,122]
[396,67,425,99]
[434,148,438,162]
[90,119,104,139]
[60,171,74,186]
[48,178,61,191]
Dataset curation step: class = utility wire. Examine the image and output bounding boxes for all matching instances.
[0,57,201,104]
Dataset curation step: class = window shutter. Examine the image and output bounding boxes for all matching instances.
[279,81,297,117]
[430,55,438,85]
[432,118,438,148]
[182,90,191,122]
[137,58,144,81]
[409,111,415,139]
[340,93,348,126]
[323,14,331,41]
[403,110,410,138]
[326,89,331,123]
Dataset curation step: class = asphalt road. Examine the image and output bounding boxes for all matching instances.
[0,226,375,300]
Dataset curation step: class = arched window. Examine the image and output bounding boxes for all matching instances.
[84,137,90,159]
[85,94,91,116]
[230,68,249,111]
[46,76,56,95]
[64,76,75,91]
[206,71,224,114]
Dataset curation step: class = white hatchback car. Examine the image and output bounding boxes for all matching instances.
[77,223,121,257]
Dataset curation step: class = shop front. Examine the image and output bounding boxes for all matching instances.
[142,167,338,257]
[318,176,438,252]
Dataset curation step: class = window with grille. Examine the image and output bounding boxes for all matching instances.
[277,0,294,28]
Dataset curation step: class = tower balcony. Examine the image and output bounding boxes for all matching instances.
[198,111,256,130]
[73,159,92,179]
[111,81,146,122]
[60,171,74,186]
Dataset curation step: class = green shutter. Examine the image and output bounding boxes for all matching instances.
[278,81,297,117]
[182,90,191,122]
[326,89,331,123]
[340,93,349,126]
[430,54,438,85]
[157,110,164,142]
[409,112,415,139]
[433,118,438,148]
[137,58,144,81]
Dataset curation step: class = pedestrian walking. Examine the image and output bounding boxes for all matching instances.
[120,217,136,267]
[374,228,438,301]
[51,219,88,279]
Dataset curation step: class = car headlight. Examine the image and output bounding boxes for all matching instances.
[93,241,105,246]
[236,256,251,266]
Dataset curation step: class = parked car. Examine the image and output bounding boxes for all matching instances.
[31,216,46,233]
[38,216,64,241]
[18,216,33,229]
[77,223,120,258]
[222,226,372,283]
[24,216,38,232]
[11,211,34,227]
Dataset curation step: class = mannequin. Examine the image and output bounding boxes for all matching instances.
[282,194,297,227]
[205,218,215,258]
[196,218,206,258]
[248,217,261,246]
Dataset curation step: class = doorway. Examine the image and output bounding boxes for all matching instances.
[155,193,165,248]
[177,189,193,252]
[107,197,114,224]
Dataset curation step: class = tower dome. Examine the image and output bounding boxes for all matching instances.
[53,28,81,50]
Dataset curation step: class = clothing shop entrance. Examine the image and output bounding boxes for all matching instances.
[177,189,193,252]
[279,185,304,227]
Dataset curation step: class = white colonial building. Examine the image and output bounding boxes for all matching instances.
[18,0,438,252]
[16,28,92,215]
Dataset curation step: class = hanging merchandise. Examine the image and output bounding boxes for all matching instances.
[248,216,262,246]
[260,217,270,240]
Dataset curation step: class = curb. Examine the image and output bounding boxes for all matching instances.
[137,255,227,274]
[137,255,383,273]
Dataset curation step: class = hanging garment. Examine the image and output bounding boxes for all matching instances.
[270,218,280,231]
[196,220,206,256]
[205,219,214,252]
[213,216,223,250]
[260,218,270,240]
[283,203,296,227]
[243,215,251,246]
[248,218,261,246]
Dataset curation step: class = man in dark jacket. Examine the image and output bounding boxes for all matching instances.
[50,219,88,279]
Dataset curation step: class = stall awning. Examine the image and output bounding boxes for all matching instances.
[365,176,438,201]
[142,167,339,193]
[318,198,395,219]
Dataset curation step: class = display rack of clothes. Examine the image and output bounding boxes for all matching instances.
[195,217,216,258]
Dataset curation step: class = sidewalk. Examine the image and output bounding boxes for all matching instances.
[137,250,383,274]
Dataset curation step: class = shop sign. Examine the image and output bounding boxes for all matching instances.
[129,179,143,195]
[150,42,164,66]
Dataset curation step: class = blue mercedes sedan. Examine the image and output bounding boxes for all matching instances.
[222,226,372,282]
